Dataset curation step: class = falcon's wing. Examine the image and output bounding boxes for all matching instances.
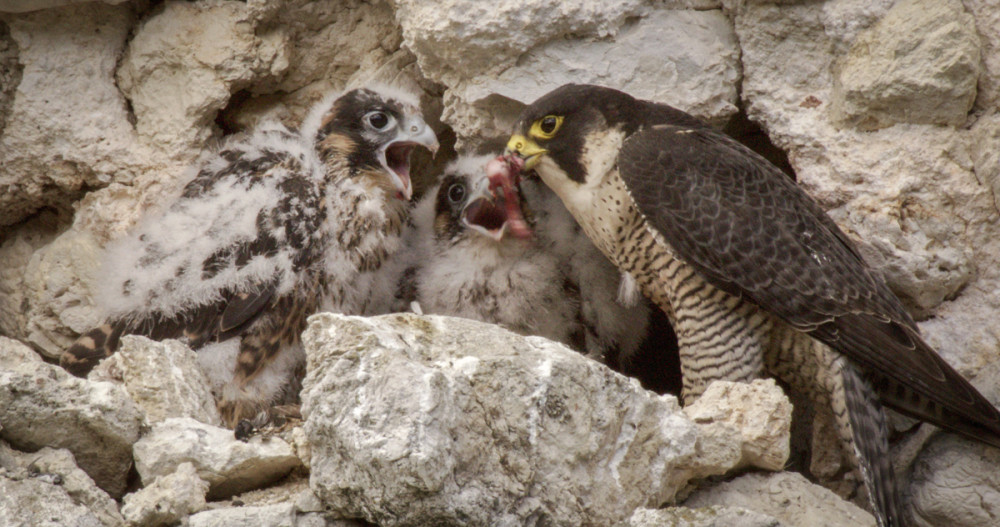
[62,129,320,376]
[617,124,1000,445]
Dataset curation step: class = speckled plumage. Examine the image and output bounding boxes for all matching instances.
[62,86,437,428]
[505,84,1000,527]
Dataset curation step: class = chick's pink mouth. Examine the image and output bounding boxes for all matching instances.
[484,155,532,239]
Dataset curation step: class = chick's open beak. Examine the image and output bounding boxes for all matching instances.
[381,116,439,201]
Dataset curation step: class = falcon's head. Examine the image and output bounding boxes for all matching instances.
[503,84,703,194]
[504,84,640,189]
[304,85,439,201]
[431,155,533,245]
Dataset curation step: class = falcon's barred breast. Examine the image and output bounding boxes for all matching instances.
[502,83,1000,527]
[61,85,438,429]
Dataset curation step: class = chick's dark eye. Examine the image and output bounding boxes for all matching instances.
[447,183,465,204]
[540,116,558,134]
[367,111,389,130]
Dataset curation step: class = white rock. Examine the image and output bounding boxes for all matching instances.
[89,336,222,427]
[683,471,876,527]
[188,503,360,527]
[436,8,741,143]
[0,0,128,13]
[0,212,63,351]
[0,441,123,527]
[18,230,104,358]
[116,0,289,157]
[0,336,142,498]
[906,433,1000,527]
[627,506,783,527]
[830,0,980,130]
[301,313,791,526]
[132,417,301,499]
[0,474,105,527]
[121,462,209,527]
[0,2,149,228]
[963,0,1000,112]
[683,379,792,472]
[393,0,647,84]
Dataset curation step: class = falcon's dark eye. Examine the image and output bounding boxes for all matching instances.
[540,116,558,134]
[447,183,466,204]
[366,111,391,130]
[531,115,564,139]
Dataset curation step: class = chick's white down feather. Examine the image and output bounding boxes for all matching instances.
[92,86,424,409]
[401,154,651,363]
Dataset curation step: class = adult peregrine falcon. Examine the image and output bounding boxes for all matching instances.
[406,153,672,379]
[500,83,1000,526]
[61,85,438,429]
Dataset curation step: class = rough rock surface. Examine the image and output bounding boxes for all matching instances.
[89,336,222,427]
[0,473,107,527]
[906,433,1000,527]
[0,336,142,498]
[401,4,740,144]
[0,441,123,527]
[627,506,783,527]
[116,0,288,157]
[301,313,791,526]
[3,0,1000,525]
[188,504,360,527]
[133,417,302,499]
[830,0,980,130]
[683,378,791,472]
[120,462,209,527]
[683,471,876,527]
[0,3,145,228]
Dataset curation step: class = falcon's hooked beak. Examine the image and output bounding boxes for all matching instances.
[505,134,547,171]
[380,116,439,201]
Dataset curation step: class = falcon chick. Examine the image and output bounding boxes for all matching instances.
[61,85,438,428]
[501,84,1000,527]
[406,153,676,386]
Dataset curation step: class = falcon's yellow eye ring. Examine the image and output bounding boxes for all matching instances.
[530,115,563,140]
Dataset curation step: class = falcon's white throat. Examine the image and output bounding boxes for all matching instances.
[537,127,626,219]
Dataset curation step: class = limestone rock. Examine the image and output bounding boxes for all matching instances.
[18,229,104,358]
[830,0,979,131]
[683,379,791,472]
[121,462,209,527]
[0,0,128,13]
[393,0,647,85]
[906,433,1000,527]
[962,0,1000,112]
[0,3,147,228]
[627,506,783,527]
[89,336,222,427]
[116,0,289,157]
[0,442,123,527]
[301,313,791,526]
[188,504,361,527]
[0,336,143,498]
[133,417,302,499]
[0,472,106,527]
[0,211,65,352]
[683,471,876,527]
[425,7,740,143]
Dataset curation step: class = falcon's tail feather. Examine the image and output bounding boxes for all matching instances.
[840,360,905,527]
[827,315,1000,450]
[60,322,127,377]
